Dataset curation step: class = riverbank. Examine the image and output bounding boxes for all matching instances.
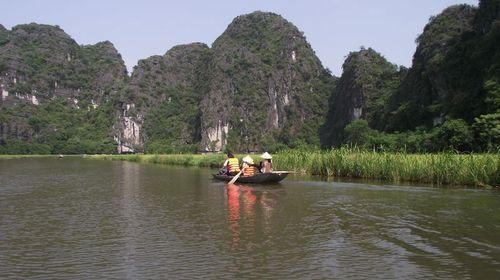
[0,154,58,159]
[85,149,499,188]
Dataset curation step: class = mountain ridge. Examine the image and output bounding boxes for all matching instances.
[1,3,498,154]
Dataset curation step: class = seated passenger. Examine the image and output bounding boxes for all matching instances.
[222,152,240,176]
[242,155,258,177]
[259,152,273,173]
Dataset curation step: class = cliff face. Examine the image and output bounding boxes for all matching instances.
[384,5,477,130]
[318,1,498,151]
[2,4,497,154]
[1,14,336,154]
[320,48,400,146]
[0,24,127,103]
[0,23,127,153]
[199,11,335,151]
[123,43,210,152]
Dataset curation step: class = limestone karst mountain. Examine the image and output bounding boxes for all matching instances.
[125,43,210,153]
[0,23,127,153]
[320,48,400,147]
[199,11,335,152]
[1,1,498,154]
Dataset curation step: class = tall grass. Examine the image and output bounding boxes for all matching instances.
[0,154,57,159]
[272,148,499,187]
[86,153,226,168]
[86,148,499,187]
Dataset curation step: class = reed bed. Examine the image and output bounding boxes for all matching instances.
[86,153,226,168]
[0,154,57,159]
[86,148,499,187]
[272,148,499,187]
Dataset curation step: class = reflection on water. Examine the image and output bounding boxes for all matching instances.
[226,184,279,249]
[227,184,241,248]
[121,162,141,279]
[0,158,499,279]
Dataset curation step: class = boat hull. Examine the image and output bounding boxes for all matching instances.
[212,172,289,184]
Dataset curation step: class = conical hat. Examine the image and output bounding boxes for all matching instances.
[261,152,272,159]
[242,155,254,164]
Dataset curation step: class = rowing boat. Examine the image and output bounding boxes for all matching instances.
[212,172,289,184]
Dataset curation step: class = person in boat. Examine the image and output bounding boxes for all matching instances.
[259,152,273,173]
[222,152,240,176]
[241,155,258,177]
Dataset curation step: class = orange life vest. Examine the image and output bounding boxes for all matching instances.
[243,165,257,177]
[228,158,240,172]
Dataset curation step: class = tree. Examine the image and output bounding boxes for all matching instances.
[434,119,473,151]
[473,113,500,151]
[343,120,375,147]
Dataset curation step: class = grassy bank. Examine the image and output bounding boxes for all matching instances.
[86,148,499,188]
[86,153,227,168]
[0,154,58,159]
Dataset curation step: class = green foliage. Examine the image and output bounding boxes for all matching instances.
[88,148,500,187]
[434,119,473,151]
[142,87,201,148]
[339,119,481,153]
[320,48,400,147]
[473,113,500,151]
[205,11,335,151]
[1,8,499,156]
[276,148,500,187]
[0,98,117,155]
[343,120,375,146]
[88,153,226,168]
[146,140,199,154]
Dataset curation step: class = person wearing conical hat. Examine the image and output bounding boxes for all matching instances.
[259,152,273,173]
[242,155,258,177]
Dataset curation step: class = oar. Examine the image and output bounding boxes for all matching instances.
[228,170,243,185]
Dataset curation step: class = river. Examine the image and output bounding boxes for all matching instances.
[1,158,499,279]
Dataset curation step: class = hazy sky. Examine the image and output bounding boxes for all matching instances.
[3,0,478,75]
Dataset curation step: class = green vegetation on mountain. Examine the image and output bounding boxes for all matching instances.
[1,2,499,155]
[129,43,211,153]
[320,48,401,147]
[87,148,499,187]
[320,1,499,153]
[200,11,336,152]
[0,23,128,154]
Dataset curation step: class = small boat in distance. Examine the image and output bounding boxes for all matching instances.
[212,171,290,184]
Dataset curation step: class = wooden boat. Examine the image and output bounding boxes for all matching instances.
[212,172,290,184]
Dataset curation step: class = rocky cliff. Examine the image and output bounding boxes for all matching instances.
[319,1,498,151]
[320,48,400,147]
[1,3,498,154]
[124,43,210,152]
[383,5,477,130]
[199,11,335,151]
[0,23,127,153]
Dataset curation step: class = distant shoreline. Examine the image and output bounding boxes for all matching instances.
[81,149,499,188]
[3,150,498,188]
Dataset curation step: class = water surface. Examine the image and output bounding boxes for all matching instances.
[1,158,499,279]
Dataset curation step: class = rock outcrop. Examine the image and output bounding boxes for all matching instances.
[2,3,498,154]
[124,43,210,151]
[0,23,127,153]
[320,48,400,146]
[383,5,477,130]
[319,1,498,151]
[199,11,335,151]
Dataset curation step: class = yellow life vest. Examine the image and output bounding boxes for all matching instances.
[228,158,240,172]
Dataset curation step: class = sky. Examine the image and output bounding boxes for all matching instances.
[3,0,478,76]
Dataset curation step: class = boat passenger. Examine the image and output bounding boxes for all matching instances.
[222,152,240,176]
[259,152,273,173]
[242,155,258,177]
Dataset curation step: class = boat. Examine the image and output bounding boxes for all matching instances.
[212,171,290,184]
